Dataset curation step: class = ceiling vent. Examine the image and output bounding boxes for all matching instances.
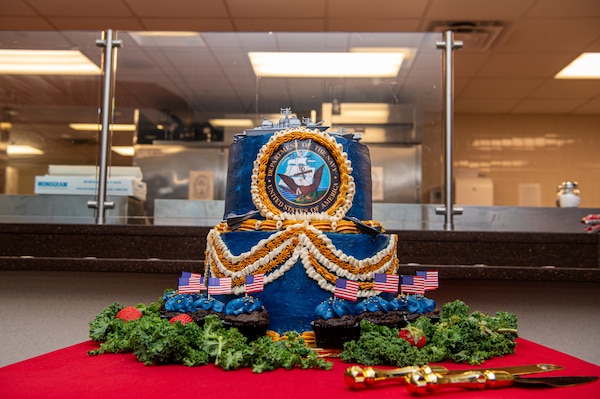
[430,21,504,51]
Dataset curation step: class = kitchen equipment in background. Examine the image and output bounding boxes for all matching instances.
[556,181,581,208]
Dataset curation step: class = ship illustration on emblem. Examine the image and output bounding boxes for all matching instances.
[276,148,328,204]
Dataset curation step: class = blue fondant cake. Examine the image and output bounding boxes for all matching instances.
[224,132,373,221]
[204,110,399,333]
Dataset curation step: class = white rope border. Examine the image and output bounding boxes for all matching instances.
[206,223,398,296]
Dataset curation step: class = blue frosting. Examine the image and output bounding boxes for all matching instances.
[164,293,195,312]
[314,297,355,320]
[215,231,395,332]
[194,296,225,313]
[163,291,224,313]
[224,132,372,221]
[355,296,393,314]
[389,294,436,314]
[224,296,264,316]
[419,296,436,313]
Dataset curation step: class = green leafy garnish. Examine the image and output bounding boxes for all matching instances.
[88,300,332,372]
[342,299,518,366]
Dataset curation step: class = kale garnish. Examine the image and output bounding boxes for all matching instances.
[88,303,332,372]
[342,300,518,366]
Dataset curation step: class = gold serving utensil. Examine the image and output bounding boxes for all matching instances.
[344,363,563,390]
[405,368,597,395]
[345,365,448,389]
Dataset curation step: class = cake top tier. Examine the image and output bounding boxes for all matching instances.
[224,112,373,222]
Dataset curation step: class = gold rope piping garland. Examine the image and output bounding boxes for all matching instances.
[211,219,384,234]
[210,228,299,273]
[205,223,399,295]
[301,228,396,275]
[207,224,396,276]
[252,128,353,221]
[304,252,400,292]
[206,228,297,279]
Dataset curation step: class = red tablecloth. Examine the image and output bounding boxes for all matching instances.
[1,338,598,399]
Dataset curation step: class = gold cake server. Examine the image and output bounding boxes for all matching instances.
[344,363,563,389]
[405,368,597,394]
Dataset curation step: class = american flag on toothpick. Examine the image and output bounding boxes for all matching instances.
[416,270,439,291]
[334,278,359,301]
[373,273,399,293]
[245,274,264,294]
[178,272,204,294]
[207,277,232,295]
[400,275,425,295]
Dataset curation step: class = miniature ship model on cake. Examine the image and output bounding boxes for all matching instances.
[243,107,329,135]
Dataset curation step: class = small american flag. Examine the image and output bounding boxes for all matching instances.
[178,272,204,294]
[334,278,359,301]
[416,270,439,290]
[207,277,232,295]
[400,275,425,295]
[373,273,399,293]
[245,274,265,294]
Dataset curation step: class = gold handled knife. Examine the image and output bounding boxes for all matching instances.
[406,369,597,395]
[344,363,563,389]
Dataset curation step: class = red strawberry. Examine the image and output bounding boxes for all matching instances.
[116,306,142,322]
[169,314,193,325]
[398,326,426,348]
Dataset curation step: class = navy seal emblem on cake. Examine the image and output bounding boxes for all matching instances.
[266,138,341,214]
[252,128,354,222]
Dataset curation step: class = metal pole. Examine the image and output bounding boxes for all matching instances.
[435,30,463,230]
[88,29,122,224]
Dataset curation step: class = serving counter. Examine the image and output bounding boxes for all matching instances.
[0,223,598,281]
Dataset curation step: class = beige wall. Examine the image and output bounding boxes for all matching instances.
[448,114,600,208]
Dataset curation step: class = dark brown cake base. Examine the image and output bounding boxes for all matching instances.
[312,315,360,349]
[222,309,270,341]
[356,310,405,327]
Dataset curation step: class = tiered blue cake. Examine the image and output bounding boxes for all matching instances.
[204,109,399,333]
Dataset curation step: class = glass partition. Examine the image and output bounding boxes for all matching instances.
[0,30,446,227]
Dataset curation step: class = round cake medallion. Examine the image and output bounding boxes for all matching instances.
[252,128,353,221]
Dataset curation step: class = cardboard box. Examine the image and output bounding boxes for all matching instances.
[34,176,147,201]
[47,165,143,179]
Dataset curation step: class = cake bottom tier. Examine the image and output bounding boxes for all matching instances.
[210,231,397,333]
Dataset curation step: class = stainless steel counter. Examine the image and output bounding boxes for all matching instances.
[0,195,147,224]
[153,200,598,233]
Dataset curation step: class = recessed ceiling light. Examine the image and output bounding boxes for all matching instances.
[248,52,404,78]
[555,53,600,79]
[69,123,136,132]
[209,119,254,127]
[112,146,135,156]
[7,145,44,155]
[129,31,205,47]
[0,50,100,75]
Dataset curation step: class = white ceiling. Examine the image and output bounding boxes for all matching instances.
[2,0,599,113]
[1,0,599,161]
